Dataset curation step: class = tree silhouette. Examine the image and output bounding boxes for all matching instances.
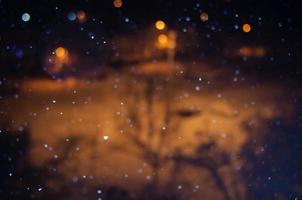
[113,73,236,200]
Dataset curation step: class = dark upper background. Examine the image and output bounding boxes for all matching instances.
[0,0,301,80]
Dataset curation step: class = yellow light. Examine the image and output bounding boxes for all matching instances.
[155,20,166,30]
[200,12,209,22]
[242,23,251,33]
[55,47,68,59]
[113,0,122,8]
[157,34,168,46]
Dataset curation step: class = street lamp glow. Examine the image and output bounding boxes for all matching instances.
[157,34,168,48]
[242,23,251,33]
[155,20,166,30]
[113,0,123,8]
[55,47,68,59]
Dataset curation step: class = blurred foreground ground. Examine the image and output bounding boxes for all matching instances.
[1,62,302,200]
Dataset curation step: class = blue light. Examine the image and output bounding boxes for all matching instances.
[15,48,24,58]
[67,12,76,21]
[21,13,31,22]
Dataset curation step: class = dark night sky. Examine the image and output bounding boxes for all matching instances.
[0,0,301,77]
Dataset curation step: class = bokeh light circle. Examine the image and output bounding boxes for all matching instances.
[113,0,123,8]
[155,20,166,30]
[200,12,209,22]
[67,12,76,21]
[242,23,252,33]
[55,47,68,59]
[21,13,31,22]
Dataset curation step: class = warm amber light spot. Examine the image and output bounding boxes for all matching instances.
[55,47,68,59]
[113,0,122,8]
[242,23,251,33]
[77,10,87,23]
[155,20,166,30]
[200,12,209,22]
[239,46,253,56]
[157,34,168,46]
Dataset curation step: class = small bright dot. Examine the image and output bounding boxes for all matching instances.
[21,13,31,22]
[155,20,166,30]
[103,135,109,140]
[67,12,76,21]
[242,23,251,33]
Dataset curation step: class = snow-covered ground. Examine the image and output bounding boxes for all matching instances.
[0,63,295,199]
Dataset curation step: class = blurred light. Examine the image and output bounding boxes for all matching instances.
[157,34,168,47]
[242,23,251,33]
[254,47,266,57]
[239,46,252,56]
[155,20,166,30]
[21,13,31,22]
[237,46,266,57]
[67,11,76,21]
[167,31,177,49]
[200,12,209,22]
[15,48,24,58]
[77,10,87,23]
[113,0,123,8]
[55,47,68,59]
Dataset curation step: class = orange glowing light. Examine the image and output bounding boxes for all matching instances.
[200,12,209,22]
[55,47,68,59]
[113,0,122,8]
[237,46,266,57]
[239,46,253,57]
[157,34,168,47]
[155,20,166,30]
[242,23,251,33]
[77,10,87,23]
